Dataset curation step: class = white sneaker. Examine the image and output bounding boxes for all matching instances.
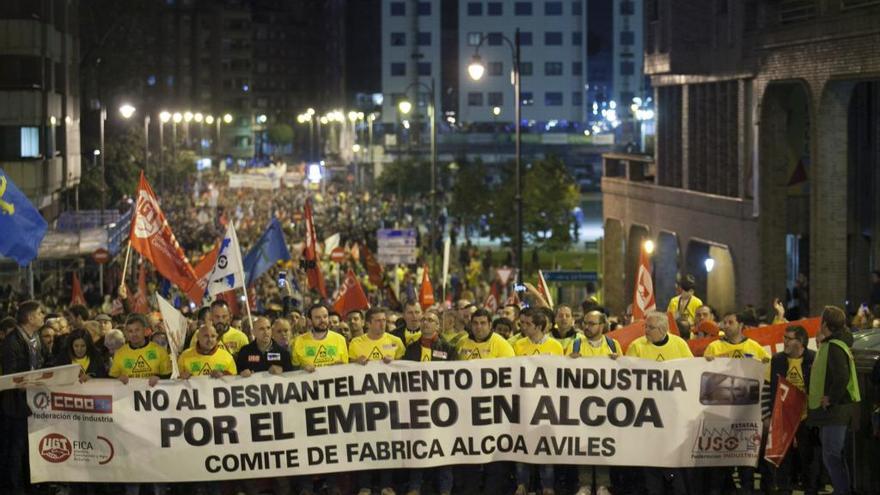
[574,487,592,495]
[596,486,612,495]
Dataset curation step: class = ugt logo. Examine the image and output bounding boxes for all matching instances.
[39,433,72,463]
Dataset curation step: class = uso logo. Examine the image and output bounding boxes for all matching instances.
[39,433,72,463]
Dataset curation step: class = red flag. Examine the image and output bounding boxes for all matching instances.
[361,242,383,286]
[765,376,807,467]
[484,282,500,312]
[333,269,370,317]
[129,172,200,298]
[537,270,554,308]
[70,272,86,306]
[130,262,150,314]
[301,199,327,298]
[216,290,241,317]
[633,244,656,320]
[187,244,219,305]
[419,265,435,310]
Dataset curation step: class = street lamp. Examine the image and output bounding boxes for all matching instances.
[118,103,150,174]
[398,79,439,278]
[469,29,522,282]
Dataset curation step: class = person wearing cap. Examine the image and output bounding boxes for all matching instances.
[666,275,703,325]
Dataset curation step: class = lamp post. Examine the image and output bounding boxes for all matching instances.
[398,79,438,277]
[99,106,106,215]
[469,29,522,283]
[119,104,150,174]
[159,111,171,177]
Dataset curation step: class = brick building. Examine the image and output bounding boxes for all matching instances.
[602,0,880,317]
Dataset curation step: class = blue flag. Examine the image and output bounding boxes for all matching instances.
[243,217,291,286]
[0,170,48,266]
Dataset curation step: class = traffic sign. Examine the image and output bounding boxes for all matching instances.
[541,271,598,283]
[377,228,417,265]
[92,248,110,265]
[330,247,346,263]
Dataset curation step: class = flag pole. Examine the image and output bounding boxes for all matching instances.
[241,285,254,332]
[119,241,132,289]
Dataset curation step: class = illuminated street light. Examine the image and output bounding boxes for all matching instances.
[348,111,358,122]
[205,115,214,124]
[183,111,193,122]
[119,104,136,119]
[352,143,361,153]
[704,258,715,273]
[194,112,204,123]
[257,114,268,124]
[306,107,315,116]
[643,239,655,254]
[398,100,412,115]
[160,111,171,123]
[492,106,501,116]
[172,112,183,123]
[468,54,486,81]
[320,116,328,125]
[223,113,233,124]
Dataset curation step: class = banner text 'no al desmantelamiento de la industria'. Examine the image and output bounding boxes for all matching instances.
[28,356,765,483]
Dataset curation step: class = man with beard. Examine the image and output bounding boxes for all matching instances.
[292,304,349,370]
[189,300,249,357]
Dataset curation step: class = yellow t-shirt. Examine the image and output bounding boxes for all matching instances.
[292,331,349,367]
[704,338,769,361]
[625,334,694,361]
[73,356,90,374]
[403,329,421,346]
[514,336,564,356]
[552,329,583,352]
[666,294,704,323]
[178,347,237,376]
[565,335,622,357]
[441,330,469,348]
[189,326,250,356]
[109,342,173,378]
[458,333,515,360]
[348,333,405,361]
[507,332,522,347]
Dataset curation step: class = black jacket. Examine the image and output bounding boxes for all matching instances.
[403,337,458,362]
[769,348,815,398]
[1,327,43,418]
[236,340,295,373]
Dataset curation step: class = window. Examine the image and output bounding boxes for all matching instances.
[467,92,483,106]
[620,31,635,45]
[467,2,482,15]
[521,91,534,106]
[514,2,532,15]
[620,61,635,75]
[572,61,582,74]
[20,127,40,157]
[487,32,503,46]
[572,1,582,15]
[467,32,482,46]
[572,32,582,45]
[391,32,405,46]
[488,2,502,15]
[391,62,406,76]
[572,91,582,105]
[418,2,431,15]
[544,32,562,45]
[390,2,405,15]
[620,0,634,15]
[488,92,503,106]
[545,92,563,106]
[544,1,562,15]
[489,62,503,76]
[417,32,431,46]
[417,62,431,76]
[520,62,533,75]
[519,32,533,45]
[545,62,563,75]
[0,55,43,89]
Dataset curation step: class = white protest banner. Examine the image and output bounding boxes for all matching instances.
[228,173,280,190]
[28,357,764,483]
[0,364,81,392]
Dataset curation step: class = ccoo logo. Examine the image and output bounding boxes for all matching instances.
[39,433,72,463]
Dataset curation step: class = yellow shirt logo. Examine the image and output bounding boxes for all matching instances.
[131,355,153,374]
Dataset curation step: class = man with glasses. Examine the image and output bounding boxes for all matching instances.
[402,310,456,495]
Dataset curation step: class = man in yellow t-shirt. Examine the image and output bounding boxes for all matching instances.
[513,307,560,495]
[189,300,249,357]
[348,307,403,495]
[110,314,172,386]
[626,311,694,361]
[704,312,770,362]
[666,275,703,325]
[178,323,237,378]
[514,308,564,356]
[458,309,515,360]
[293,304,349,370]
[566,310,622,358]
[348,307,405,363]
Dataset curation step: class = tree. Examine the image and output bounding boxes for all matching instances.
[449,159,491,229]
[267,124,294,147]
[487,156,579,249]
[78,126,143,210]
[376,158,432,197]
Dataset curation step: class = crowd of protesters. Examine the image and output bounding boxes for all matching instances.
[1,170,878,495]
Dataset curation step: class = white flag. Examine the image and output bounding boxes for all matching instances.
[205,223,245,296]
[323,232,341,256]
[156,293,189,380]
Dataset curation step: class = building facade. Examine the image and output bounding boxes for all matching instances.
[602,0,880,317]
[0,0,81,215]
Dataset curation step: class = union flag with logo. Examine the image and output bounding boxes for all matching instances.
[633,243,656,320]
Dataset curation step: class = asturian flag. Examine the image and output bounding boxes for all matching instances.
[205,222,245,297]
